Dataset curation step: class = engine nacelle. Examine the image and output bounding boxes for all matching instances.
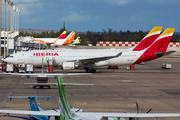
[62,62,79,70]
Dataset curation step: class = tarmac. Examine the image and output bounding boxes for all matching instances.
[0,46,180,120]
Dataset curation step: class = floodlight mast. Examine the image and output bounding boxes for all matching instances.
[0,0,1,56]
[4,0,6,58]
[10,2,13,39]
[7,0,10,56]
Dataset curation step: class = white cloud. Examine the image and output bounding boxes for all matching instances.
[105,0,133,6]
[88,0,133,6]
[11,0,42,16]
[11,0,38,3]
[139,0,180,5]
[60,12,89,22]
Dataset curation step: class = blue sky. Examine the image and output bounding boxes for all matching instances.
[7,0,180,32]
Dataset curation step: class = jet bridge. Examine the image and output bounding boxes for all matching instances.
[15,37,46,51]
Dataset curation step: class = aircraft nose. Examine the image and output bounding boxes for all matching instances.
[1,58,5,62]
[2,58,8,63]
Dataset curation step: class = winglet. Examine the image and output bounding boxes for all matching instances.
[115,52,122,57]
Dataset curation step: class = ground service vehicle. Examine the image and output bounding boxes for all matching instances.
[26,64,34,73]
[6,64,14,73]
[18,63,26,73]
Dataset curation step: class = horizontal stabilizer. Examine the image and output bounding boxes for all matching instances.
[8,96,50,101]
[24,83,94,86]
[61,83,94,86]
[163,50,176,55]
[155,50,176,57]
[24,83,58,86]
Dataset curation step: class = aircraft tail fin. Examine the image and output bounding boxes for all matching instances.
[57,77,93,119]
[132,26,162,51]
[134,28,175,64]
[57,77,73,119]
[62,31,76,45]
[146,28,175,52]
[75,37,80,42]
[8,96,50,111]
[58,31,67,39]
[72,37,80,45]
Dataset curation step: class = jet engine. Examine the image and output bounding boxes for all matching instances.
[62,62,79,70]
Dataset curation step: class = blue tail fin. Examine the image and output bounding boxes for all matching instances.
[8,96,50,111]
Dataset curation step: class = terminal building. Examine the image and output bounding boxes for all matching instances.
[0,31,46,58]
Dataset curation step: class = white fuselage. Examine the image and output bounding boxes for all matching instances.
[33,38,66,45]
[4,49,144,67]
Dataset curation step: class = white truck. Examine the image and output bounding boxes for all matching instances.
[26,64,34,73]
[161,63,171,69]
[6,64,14,73]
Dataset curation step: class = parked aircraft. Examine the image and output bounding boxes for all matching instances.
[1,77,180,120]
[5,96,51,120]
[51,31,76,46]
[3,27,175,73]
[33,31,76,46]
[71,37,80,45]
[33,31,67,44]
[0,58,91,88]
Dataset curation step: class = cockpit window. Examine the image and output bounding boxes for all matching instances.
[9,56,13,58]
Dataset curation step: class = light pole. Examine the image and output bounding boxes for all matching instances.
[0,0,2,56]
[10,2,13,39]
[7,0,10,56]
[17,8,20,33]
[4,0,7,58]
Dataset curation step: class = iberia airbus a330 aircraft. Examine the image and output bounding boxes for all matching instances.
[4,27,175,73]
[1,77,180,120]
[33,31,76,46]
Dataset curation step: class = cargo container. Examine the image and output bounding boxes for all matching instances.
[6,64,14,73]
[26,64,34,73]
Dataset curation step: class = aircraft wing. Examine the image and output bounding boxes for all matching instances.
[0,110,60,116]
[68,52,122,63]
[2,110,180,119]
[0,73,91,77]
[77,112,180,119]
[101,113,180,118]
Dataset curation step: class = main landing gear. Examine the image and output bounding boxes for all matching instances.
[85,67,96,73]
[33,85,51,89]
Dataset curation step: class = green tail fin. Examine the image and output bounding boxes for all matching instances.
[57,77,73,120]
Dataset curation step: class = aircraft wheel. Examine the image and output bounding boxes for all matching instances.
[33,86,36,89]
[48,86,51,89]
[86,68,91,73]
[92,69,96,73]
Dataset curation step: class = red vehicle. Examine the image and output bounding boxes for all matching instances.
[1,64,6,71]
[107,66,118,69]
